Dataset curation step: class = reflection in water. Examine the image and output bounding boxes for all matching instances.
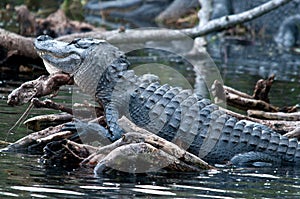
[0,152,299,198]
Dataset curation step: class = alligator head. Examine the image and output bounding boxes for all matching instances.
[34,35,125,95]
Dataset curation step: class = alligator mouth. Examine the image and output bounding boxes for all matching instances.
[34,35,84,74]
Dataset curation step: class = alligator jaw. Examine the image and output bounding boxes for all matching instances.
[34,35,101,74]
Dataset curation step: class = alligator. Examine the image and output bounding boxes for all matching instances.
[34,35,300,166]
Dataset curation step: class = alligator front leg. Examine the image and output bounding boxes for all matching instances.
[104,102,126,141]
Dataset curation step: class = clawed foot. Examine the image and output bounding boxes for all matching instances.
[62,120,112,145]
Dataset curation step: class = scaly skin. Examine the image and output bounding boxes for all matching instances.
[34,35,300,166]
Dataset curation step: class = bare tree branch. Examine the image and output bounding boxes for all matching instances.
[0,0,292,60]
[187,0,292,38]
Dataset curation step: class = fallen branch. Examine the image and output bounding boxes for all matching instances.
[220,107,300,134]
[31,98,73,114]
[212,79,279,112]
[81,116,213,173]
[24,113,73,131]
[248,110,300,121]
[212,79,297,113]
[0,28,38,59]
[2,124,64,152]
[0,0,292,61]
[7,73,73,106]
[284,128,300,140]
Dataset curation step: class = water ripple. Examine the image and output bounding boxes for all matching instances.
[11,186,85,196]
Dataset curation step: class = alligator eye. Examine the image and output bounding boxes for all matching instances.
[68,38,81,45]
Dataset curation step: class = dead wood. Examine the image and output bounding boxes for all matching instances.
[36,9,96,38]
[7,73,73,106]
[31,98,73,114]
[0,28,38,59]
[81,117,213,173]
[252,74,275,102]
[212,78,298,113]
[94,143,206,173]
[284,128,300,140]
[220,107,300,134]
[15,5,36,36]
[248,110,300,121]
[118,117,213,170]
[24,113,73,131]
[0,0,291,63]
[2,124,64,152]
[42,139,97,167]
[155,0,199,24]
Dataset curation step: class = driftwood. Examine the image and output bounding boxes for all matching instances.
[212,78,298,113]
[24,113,73,131]
[42,117,213,173]
[220,107,300,135]
[7,73,73,106]
[2,124,65,152]
[0,0,292,63]
[30,98,73,114]
[284,128,300,140]
[248,110,300,121]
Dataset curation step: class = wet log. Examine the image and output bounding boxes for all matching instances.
[24,113,73,131]
[81,117,213,173]
[94,142,206,174]
[7,73,73,106]
[42,139,97,167]
[118,117,213,170]
[1,124,64,152]
[0,28,38,59]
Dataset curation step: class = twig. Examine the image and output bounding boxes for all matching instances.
[31,98,73,114]
[7,102,34,137]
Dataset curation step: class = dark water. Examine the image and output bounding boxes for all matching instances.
[0,151,300,198]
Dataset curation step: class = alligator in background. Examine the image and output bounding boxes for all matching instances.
[34,35,300,166]
[211,0,300,47]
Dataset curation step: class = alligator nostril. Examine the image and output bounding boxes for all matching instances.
[36,35,53,42]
